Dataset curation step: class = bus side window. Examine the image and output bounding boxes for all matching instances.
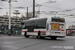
[22,23,25,29]
[47,24,49,30]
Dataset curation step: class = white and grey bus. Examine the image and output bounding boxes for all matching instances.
[21,17,66,40]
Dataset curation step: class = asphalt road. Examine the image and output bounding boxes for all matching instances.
[0,35,75,50]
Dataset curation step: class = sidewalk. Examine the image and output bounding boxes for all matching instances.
[0,34,23,37]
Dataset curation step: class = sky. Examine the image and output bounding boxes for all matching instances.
[0,0,75,28]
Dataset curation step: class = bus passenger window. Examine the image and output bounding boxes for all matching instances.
[22,23,25,29]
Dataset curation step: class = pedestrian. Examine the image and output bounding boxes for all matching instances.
[16,30,18,35]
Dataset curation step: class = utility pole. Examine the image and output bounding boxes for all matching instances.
[33,0,35,18]
[8,0,11,36]
[27,7,28,19]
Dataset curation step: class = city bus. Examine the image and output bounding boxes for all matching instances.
[21,17,66,40]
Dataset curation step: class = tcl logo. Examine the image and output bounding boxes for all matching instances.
[60,29,64,31]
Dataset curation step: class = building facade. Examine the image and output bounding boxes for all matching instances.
[0,15,27,26]
[0,15,27,35]
[68,25,75,29]
[0,11,39,35]
[67,25,75,36]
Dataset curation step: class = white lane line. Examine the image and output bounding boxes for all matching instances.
[66,36,75,38]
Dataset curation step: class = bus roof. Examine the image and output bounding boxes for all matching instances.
[22,17,65,23]
[52,17,65,19]
[22,18,47,23]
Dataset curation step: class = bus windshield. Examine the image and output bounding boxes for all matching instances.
[51,17,65,22]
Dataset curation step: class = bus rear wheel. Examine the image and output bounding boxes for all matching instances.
[37,31,45,39]
[24,32,29,38]
[40,36,45,39]
[36,36,45,39]
[51,37,57,40]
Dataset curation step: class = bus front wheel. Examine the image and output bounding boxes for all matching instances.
[24,32,29,38]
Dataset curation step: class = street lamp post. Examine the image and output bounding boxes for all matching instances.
[8,0,11,36]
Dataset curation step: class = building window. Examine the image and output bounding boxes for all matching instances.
[11,18,14,20]
[5,20,9,21]
[5,18,8,19]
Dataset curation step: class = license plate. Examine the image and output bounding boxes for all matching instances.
[55,32,60,34]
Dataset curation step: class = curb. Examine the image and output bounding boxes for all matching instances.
[0,35,23,37]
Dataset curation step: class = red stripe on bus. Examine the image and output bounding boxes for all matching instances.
[40,31,46,33]
[34,31,46,33]
[22,31,25,32]
[22,31,46,33]
[34,31,38,33]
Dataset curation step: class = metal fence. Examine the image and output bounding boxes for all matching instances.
[0,25,22,35]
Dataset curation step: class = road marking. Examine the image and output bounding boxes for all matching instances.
[66,36,75,38]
